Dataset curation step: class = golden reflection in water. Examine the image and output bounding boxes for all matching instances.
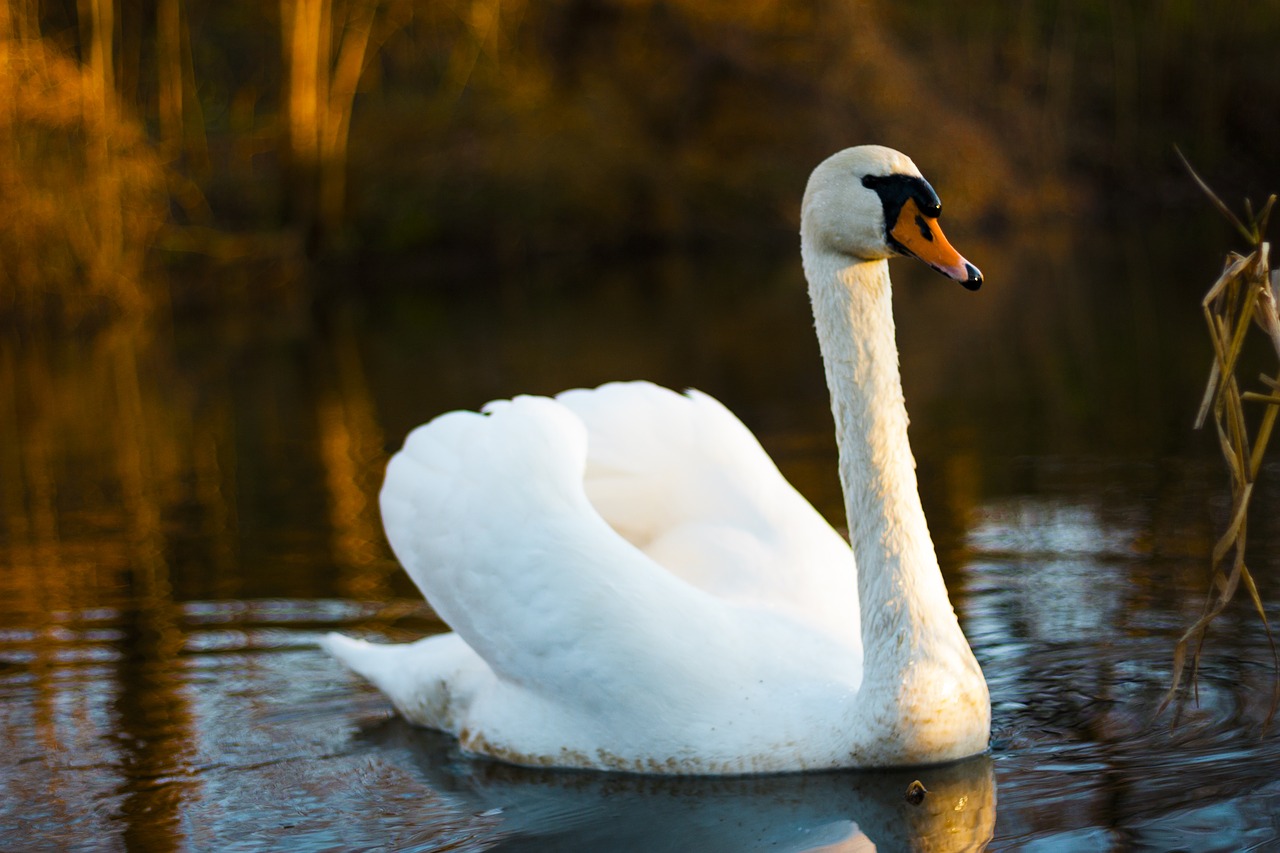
[0,327,201,848]
[1,304,451,839]
[104,328,197,850]
[317,310,397,601]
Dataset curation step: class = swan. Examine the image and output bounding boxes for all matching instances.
[323,145,991,773]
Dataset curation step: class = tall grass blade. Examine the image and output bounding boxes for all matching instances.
[1177,147,1254,244]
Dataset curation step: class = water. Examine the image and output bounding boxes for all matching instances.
[5,225,1280,850]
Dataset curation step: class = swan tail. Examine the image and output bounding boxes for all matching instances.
[320,631,487,730]
[320,632,400,684]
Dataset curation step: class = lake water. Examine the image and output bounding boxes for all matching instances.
[5,221,1280,850]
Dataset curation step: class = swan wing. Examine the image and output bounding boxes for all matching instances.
[556,381,857,643]
[379,393,746,713]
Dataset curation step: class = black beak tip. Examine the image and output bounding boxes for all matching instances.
[961,262,983,291]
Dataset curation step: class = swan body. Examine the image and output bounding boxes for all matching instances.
[323,145,991,773]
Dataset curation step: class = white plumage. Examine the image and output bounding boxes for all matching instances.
[323,145,991,773]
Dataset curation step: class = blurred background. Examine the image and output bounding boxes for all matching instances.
[5,3,1280,846]
[6,0,1280,588]
[3,0,1279,318]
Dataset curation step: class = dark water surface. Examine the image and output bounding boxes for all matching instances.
[6,224,1280,850]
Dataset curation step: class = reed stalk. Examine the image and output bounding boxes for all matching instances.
[1161,151,1280,721]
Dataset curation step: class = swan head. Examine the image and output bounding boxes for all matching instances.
[801,145,982,290]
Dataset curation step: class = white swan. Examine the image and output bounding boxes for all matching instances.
[323,145,990,773]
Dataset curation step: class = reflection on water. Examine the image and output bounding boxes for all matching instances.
[5,229,1280,849]
[361,722,995,852]
[968,460,1280,851]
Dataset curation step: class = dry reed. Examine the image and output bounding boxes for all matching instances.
[1161,151,1280,720]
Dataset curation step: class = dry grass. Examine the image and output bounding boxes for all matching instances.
[1161,152,1280,720]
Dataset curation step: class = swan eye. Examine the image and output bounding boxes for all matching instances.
[861,173,943,231]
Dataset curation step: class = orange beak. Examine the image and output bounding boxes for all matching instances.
[890,197,983,290]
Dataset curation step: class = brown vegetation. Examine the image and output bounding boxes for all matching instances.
[0,31,166,321]
[1,0,1278,324]
[280,0,412,247]
[1165,161,1280,718]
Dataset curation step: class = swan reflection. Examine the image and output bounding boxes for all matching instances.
[357,720,995,852]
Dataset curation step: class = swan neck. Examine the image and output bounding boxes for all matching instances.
[804,251,960,677]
